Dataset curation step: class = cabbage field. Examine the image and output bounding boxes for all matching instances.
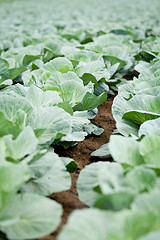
[0,0,160,239]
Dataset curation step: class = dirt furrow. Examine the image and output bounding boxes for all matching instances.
[39,95,116,240]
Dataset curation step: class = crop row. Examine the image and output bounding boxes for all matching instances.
[0,0,160,239]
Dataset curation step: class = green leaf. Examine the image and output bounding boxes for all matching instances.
[94,191,135,211]
[0,58,9,80]
[0,79,12,89]
[45,71,92,107]
[139,135,160,167]
[0,162,29,210]
[0,94,32,138]
[112,94,139,137]
[60,157,77,173]
[0,193,62,240]
[132,188,160,213]
[0,112,16,137]
[123,166,157,192]
[123,110,160,125]
[26,85,62,108]
[22,151,71,195]
[109,135,143,166]
[94,81,110,96]
[91,143,110,157]
[77,161,137,209]
[27,107,72,144]
[104,56,126,69]
[3,126,38,162]
[113,94,160,136]
[57,101,73,115]
[139,118,160,137]
[137,231,160,240]
[73,92,107,111]
[77,60,105,76]
[10,66,26,80]
[0,94,32,121]
[81,73,98,87]
[57,208,158,240]
[43,57,73,73]
[77,162,105,206]
[57,209,114,240]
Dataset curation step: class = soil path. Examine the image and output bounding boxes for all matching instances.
[39,95,116,240]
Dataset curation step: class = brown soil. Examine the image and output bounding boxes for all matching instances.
[39,95,116,240]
